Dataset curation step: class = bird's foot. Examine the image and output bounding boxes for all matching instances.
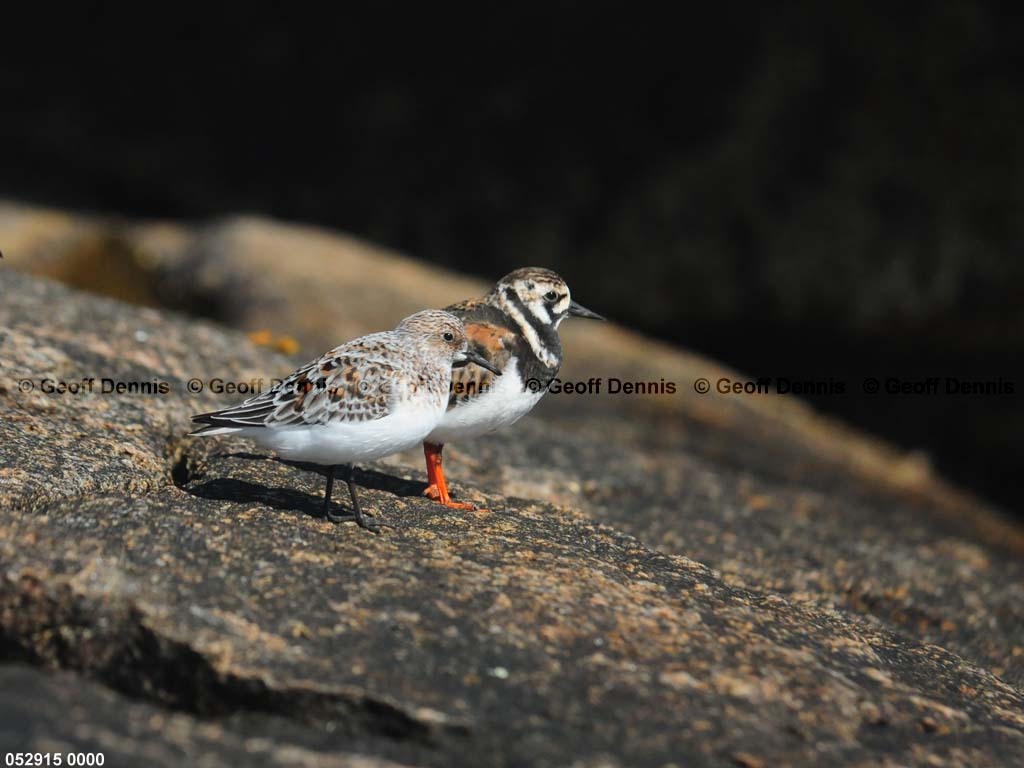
[441,500,480,511]
[423,484,479,511]
[324,508,355,524]
[356,519,384,534]
[325,509,392,533]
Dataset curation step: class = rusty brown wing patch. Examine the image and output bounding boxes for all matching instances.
[449,321,514,408]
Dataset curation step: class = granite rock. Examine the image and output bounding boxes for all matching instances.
[2,241,1024,765]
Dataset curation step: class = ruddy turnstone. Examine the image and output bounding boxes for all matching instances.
[422,267,604,509]
[191,310,500,532]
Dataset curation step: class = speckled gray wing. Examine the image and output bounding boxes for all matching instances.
[448,321,516,408]
[192,337,403,432]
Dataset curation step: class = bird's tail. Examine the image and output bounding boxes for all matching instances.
[189,423,244,437]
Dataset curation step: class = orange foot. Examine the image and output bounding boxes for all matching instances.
[423,442,482,510]
[423,483,477,509]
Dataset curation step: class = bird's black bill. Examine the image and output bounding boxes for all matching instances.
[455,350,502,376]
[568,300,606,321]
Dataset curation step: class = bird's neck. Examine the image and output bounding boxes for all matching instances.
[492,287,562,370]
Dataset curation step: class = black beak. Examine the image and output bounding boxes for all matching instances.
[455,350,502,376]
[568,300,606,321]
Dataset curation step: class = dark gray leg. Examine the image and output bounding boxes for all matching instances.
[323,465,354,523]
[322,465,335,517]
[345,464,384,533]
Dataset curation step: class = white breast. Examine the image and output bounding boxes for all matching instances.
[426,357,545,444]
[235,390,447,466]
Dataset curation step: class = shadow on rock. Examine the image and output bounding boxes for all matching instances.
[186,477,330,519]
[214,451,428,497]
[187,452,430,518]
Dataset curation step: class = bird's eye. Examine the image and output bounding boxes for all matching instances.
[544,291,558,302]
[442,331,455,342]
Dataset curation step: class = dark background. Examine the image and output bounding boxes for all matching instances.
[2,4,1022,513]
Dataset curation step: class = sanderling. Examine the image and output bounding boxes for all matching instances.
[191,310,500,531]
[421,267,604,509]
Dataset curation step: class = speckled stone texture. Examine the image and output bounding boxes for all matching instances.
[2,267,1024,766]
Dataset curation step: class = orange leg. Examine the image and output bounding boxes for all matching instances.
[422,442,476,510]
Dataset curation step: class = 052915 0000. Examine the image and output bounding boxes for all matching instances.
[5,754,105,767]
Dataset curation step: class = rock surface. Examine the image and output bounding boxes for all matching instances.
[2,234,1024,765]
[0,665,405,767]
[3,199,1015,535]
